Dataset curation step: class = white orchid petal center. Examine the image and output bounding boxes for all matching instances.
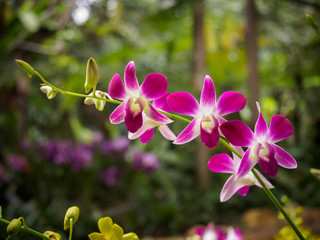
[201,115,215,131]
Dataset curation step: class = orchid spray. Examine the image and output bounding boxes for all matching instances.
[0,59,305,240]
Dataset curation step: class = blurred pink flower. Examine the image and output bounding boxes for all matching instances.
[7,154,31,173]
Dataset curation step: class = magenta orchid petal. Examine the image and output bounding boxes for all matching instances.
[268,115,294,142]
[144,102,173,124]
[124,61,139,95]
[273,144,297,169]
[110,102,126,124]
[237,148,256,178]
[200,123,220,148]
[237,186,251,196]
[108,73,126,100]
[153,93,172,113]
[258,145,278,178]
[220,175,246,202]
[200,75,216,110]
[140,128,154,144]
[217,116,228,126]
[128,120,155,140]
[221,120,254,147]
[208,153,234,173]
[254,112,268,138]
[174,118,200,145]
[254,169,274,189]
[258,157,278,178]
[216,91,247,116]
[158,124,176,141]
[167,92,199,117]
[125,99,143,133]
[141,73,167,100]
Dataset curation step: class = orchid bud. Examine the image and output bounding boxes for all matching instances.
[85,57,99,93]
[84,90,106,111]
[40,86,57,100]
[43,231,62,240]
[7,218,22,236]
[64,206,79,230]
[15,59,34,78]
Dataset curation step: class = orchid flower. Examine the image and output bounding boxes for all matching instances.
[220,102,297,178]
[225,227,243,240]
[208,146,274,202]
[108,61,172,133]
[167,75,246,148]
[194,222,224,240]
[128,93,176,143]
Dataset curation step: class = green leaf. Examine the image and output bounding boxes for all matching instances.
[306,14,320,35]
[18,10,40,32]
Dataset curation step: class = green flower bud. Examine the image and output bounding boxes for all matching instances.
[15,59,34,78]
[43,231,62,240]
[306,14,320,34]
[7,218,22,236]
[84,90,106,111]
[40,86,57,100]
[64,206,80,230]
[85,57,99,93]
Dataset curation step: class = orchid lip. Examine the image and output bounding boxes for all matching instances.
[201,115,216,132]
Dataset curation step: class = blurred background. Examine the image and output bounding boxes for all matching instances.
[1,0,320,239]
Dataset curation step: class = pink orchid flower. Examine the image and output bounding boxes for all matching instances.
[220,102,297,178]
[167,75,246,148]
[108,61,172,133]
[208,146,273,202]
[225,227,243,240]
[128,93,176,144]
[194,222,225,240]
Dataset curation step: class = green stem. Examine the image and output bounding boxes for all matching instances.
[0,218,51,240]
[69,218,74,240]
[31,69,305,240]
[5,236,11,240]
[251,169,305,240]
[34,71,121,105]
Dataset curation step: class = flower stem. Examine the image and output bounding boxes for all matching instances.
[33,71,122,105]
[0,218,51,240]
[69,218,74,240]
[30,70,305,240]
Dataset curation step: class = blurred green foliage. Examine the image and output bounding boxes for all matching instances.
[1,0,320,239]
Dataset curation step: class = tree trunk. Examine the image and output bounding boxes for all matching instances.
[247,0,259,126]
[192,0,209,189]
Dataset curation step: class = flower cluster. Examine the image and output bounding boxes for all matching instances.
[2,136,160,188]
[194,222,243,240]
[16,58,298,201]
[92,61,297,202]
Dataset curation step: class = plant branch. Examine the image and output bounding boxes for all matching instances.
[29,68,305,240]
[0,218,51,240]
